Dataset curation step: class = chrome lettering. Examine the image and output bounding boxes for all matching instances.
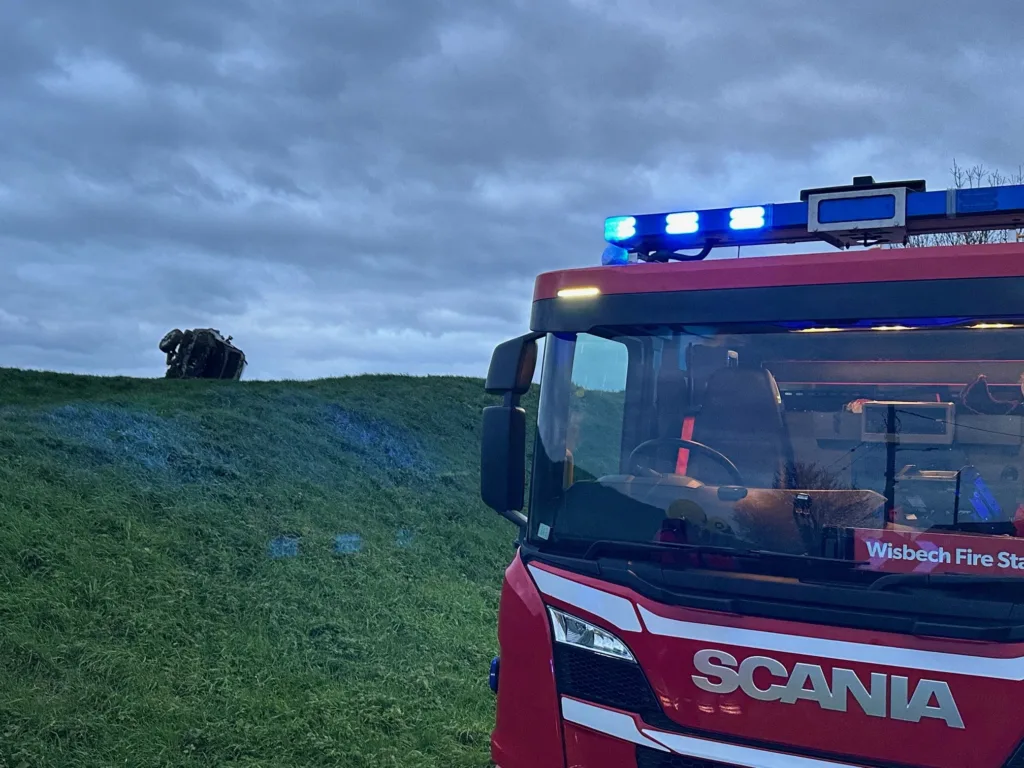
[692,649,738,694]
[690,649,963,728]
[737,655,787,701]
[826,668,887,718]
[779,662,831,705]
[892,677,965,729]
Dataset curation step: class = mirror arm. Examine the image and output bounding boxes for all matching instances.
[499,509,528,529]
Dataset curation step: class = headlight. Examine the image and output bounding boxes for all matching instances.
[548,607,636,662]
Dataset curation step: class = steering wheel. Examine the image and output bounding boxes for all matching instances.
[627,437,745,487]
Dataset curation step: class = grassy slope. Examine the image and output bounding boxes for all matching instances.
[0,368,535,768]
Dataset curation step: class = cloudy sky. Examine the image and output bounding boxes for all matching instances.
[4,1,1024,380]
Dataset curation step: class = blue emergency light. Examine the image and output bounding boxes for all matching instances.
[604,175,1024,262]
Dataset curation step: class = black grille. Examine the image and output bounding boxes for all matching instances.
[636,746,740,768]
[552,644,675,729]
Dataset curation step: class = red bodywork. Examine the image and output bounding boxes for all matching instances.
[533,242,1024,300]
[503,561,1024,768]
[490,244,1024,768]
[493,554,1024,768]
[490,556,565,768]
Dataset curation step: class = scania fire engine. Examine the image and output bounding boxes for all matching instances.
[480,175,1024,767]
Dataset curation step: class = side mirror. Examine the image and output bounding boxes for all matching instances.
[485,334,539,396]
[481,404,527,527]
[481,333,541,529]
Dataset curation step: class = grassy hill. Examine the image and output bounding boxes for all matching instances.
[0,368,535,768]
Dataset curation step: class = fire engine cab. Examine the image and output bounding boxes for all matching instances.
[480,175,1024,768]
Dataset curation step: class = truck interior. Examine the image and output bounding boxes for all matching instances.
[543,320,1024,560]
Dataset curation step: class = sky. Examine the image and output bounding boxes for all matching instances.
[4,1,1024,380]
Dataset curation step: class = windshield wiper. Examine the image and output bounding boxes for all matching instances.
[868,572,1024,591]
[579,542,1024,594]
[580,539,867,570]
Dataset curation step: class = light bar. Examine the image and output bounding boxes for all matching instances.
[603,176,1024,258]
[665,211,699,234]
[729,206,766,231]
[604,216,636,242]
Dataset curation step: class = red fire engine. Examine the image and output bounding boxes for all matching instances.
[481,176,1024,767]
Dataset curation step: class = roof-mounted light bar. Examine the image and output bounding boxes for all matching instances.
[603,175,1024,263]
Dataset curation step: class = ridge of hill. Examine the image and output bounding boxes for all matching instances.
[0,368,535,768]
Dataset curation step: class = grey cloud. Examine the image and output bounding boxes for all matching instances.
[3,0,1024,379]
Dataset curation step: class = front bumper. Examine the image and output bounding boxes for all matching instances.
[561,697,869,768]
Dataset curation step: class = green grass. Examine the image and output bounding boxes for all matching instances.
[0,368,535,767]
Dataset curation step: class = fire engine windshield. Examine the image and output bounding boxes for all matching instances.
[529,321,1024,593]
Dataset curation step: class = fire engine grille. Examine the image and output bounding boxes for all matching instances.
[635,746,740,768]
[552,644,676,729]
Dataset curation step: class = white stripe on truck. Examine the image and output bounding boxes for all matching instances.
[528,562,1024,679]
[561,697,867,768]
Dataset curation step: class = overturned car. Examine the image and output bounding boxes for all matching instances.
[160,328,247,380]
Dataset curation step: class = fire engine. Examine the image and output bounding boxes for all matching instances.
[480,175,1024,767]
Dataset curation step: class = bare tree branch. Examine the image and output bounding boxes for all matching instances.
[891,159,1024,248]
